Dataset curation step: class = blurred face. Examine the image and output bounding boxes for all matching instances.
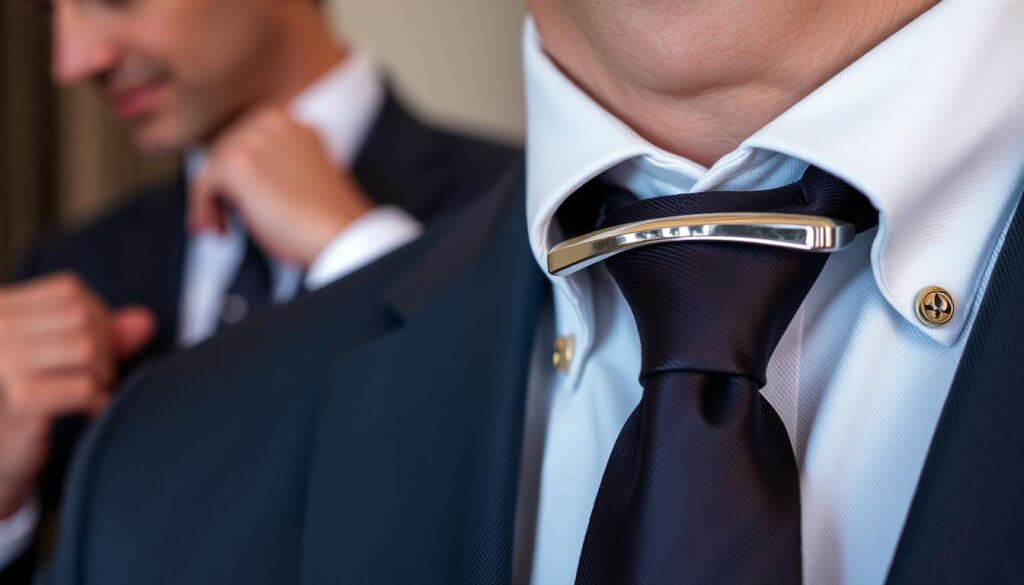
[52,0,284,153]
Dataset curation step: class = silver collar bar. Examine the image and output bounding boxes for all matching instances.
[547,212,855,276]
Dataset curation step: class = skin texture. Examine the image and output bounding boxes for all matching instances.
[188,109,372,266]
[0,274,154,518]
[0,0,370,519]
[54,0,320,152]
[528,0,939,166]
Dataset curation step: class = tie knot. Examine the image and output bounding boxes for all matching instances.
[579,167,877,385]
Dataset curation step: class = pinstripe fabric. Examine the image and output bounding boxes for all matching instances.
[886,195,1024,583]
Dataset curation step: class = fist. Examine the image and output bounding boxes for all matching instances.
[0,273,155,518]
[188,109,374,267]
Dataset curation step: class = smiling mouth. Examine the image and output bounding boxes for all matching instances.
[107,81,167,121]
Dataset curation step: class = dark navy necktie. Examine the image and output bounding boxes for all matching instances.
[570,168,878,584]
[217,237,273,331]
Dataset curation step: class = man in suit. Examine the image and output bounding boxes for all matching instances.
[0,0,514,581]
[45,0,1024,583]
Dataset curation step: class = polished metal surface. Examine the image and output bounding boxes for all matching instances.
[552,335,575,373]
[915,286,955,327]
[547,212,855,276]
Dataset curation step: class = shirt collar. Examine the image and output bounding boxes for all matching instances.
[524,0,1024,351]
[289,48,384,168]
[187,47,385,178]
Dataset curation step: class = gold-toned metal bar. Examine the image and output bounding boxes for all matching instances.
[547,212,854,276]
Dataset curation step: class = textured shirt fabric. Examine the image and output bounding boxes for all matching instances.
[0,500,37,569]
[513,3,1024,584]
[0,48,422,568]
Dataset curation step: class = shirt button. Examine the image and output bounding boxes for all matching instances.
[553,336,575,373]
[916,286,954,327]
[220,294,250,326]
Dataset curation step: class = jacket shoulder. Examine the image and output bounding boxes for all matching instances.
[421,119,519,191]
[431,124,519,171]
[354,92,521,222]
[51,225,437,583]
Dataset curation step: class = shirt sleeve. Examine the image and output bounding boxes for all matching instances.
[0,498,39,570]
[304,205,423,291]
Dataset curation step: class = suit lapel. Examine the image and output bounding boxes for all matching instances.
[300,167,547,585]
[146,172,187,358]
[887,193,1024,583]
[352,89,457,221]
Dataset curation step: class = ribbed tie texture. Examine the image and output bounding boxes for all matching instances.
[571,167,878,585]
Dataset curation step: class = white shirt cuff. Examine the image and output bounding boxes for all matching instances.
[0,497,39,570]
[305,205,423,291]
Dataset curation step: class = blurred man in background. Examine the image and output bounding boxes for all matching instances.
[0,0,515,580]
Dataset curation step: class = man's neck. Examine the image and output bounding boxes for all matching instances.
[260,18,347,111]
[201,15,346,147]
[536,0,937,167]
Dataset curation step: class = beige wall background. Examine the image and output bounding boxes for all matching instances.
[329,0,527,142]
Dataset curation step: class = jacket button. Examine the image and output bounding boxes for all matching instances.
[220,294,250,326]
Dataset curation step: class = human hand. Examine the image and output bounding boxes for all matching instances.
[188,109,374,267]
[0,273,155,518]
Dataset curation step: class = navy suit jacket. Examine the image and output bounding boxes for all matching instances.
[46,163,1024,584]
[2,93,517,584]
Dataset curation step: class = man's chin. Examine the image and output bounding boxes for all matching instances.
[128,119,193,156]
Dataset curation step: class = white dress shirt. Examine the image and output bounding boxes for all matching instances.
[514,2,1024,584]
[0,48,422,570]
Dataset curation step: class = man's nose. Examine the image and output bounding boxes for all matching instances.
[51,2,118,86]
